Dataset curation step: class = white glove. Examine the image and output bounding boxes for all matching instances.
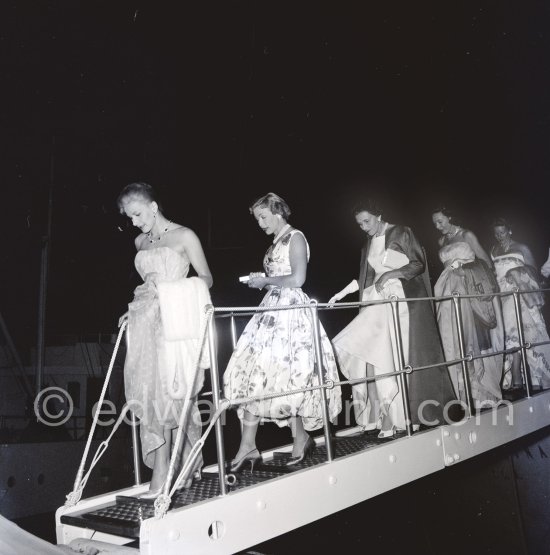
[328,280,359,305]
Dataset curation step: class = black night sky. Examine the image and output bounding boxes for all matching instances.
[2,1,550,353]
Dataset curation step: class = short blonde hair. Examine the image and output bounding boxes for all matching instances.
[249,192,291,219]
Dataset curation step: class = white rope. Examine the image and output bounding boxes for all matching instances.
[71,405,133,502]
[65,323,127,507]
[168,398,231,498]
[154,305,214,519]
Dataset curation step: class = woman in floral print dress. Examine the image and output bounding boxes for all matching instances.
[223,192,341,470]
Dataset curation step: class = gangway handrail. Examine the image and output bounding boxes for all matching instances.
[212,286,550,315]
[62,283,549,522]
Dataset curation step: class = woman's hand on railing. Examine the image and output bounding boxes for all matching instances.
[328,279,359,306]
[328,292,344,306]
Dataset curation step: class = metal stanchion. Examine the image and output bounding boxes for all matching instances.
[451,293,474,417]
[512,289,532,397]
[130,411,142,486]
[207,308,228,495]
[309,300,334,462]
[230,314,238,349]
[389,296,413,436]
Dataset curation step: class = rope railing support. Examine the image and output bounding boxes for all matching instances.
[66,322,127,506]
[155,305,216,518]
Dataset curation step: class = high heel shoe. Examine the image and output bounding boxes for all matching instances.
[364,413,384,434]
[378,425,396,439]
[229,448,261,472]
[286,436,315,467]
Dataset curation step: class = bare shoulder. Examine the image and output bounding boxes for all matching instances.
[514,240,533,256]
[171,225,200,244]
[290,228,307,247]
[462,229,478,241]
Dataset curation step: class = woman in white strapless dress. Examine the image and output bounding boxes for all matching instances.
[117,182,213,495]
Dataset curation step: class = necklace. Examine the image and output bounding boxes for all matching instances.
[273,223,291,244]
[147,220,171,244]
[446,225,460,238]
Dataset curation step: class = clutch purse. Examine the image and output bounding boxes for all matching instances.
[382,248,409,270]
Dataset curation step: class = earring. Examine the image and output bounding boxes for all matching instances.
[377,215,381,222]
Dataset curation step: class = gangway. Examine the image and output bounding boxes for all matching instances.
[55,288,550,554]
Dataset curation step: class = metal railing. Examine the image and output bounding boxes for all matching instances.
[66,284,550,513]
[205,285,550,493]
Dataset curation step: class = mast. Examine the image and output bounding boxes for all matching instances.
[35,137,54,395]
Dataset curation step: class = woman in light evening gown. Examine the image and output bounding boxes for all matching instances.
[491,218,550,391]
[117,182,213,495]
[432,207,504,408]
[223,192,341,470]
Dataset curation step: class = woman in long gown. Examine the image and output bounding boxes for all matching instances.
[223,192,341,470]
[491,218,550,390]
[117,182,213,495]
[432,207,503,408]
[330,199,457,438]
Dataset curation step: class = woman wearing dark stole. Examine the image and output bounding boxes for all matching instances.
[330,199,458,437]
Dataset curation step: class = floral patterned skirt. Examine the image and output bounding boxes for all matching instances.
[223,286,342,431]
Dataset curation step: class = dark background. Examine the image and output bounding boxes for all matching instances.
[2,0,550,353]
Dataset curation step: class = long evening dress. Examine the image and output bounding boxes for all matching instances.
[492,250,550,389]
[223,229,342,431]
[124,246,205,472]
[435,242,503,407]
[333,225,457,429]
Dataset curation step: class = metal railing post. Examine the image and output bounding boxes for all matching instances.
[207,309,228,495]
[230,314,238,350]
[130,411,142,486]
[389,296,413,436]
[451,293,475,417]
[512,289,532,397]
[309,300,334,462]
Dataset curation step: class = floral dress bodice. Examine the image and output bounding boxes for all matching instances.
[262,229,310,278]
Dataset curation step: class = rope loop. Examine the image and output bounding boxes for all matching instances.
[65,488,83,507]
[154,494,171,519]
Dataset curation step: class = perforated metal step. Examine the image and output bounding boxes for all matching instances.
[59,433,393,539]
